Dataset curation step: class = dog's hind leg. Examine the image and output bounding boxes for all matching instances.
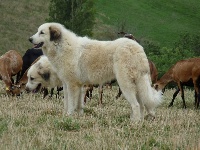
[136,74,158,120]
[120,85,141,122]
[114,64,141,121]
[136,94,145,121]
[116,77,141,122]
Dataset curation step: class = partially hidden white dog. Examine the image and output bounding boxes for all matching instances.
[26,55,62,93]
[29,22,162,122]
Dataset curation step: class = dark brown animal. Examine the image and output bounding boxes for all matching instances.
[11,56,42,95]
[0,50,23,95]
[17,46,43,82]
[154,58,200,108]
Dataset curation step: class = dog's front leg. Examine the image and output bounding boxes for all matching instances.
[76,86,85,115]
[66,82,83,115]
[63,82,74,115]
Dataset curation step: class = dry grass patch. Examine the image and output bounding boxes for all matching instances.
[0,86,200,149]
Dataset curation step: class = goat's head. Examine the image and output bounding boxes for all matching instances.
[6,83,26,96]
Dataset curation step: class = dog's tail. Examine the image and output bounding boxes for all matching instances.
[136,74,163,111]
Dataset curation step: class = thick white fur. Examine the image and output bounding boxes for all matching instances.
[30,22,162,122]
[26,55,62,91]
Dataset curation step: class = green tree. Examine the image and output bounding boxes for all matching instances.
[149,47,195,78]
[47,0,96,36]
[174,33,200,56]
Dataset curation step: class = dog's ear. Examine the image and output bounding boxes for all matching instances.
[38,71,50,81]
[49,26,61,41]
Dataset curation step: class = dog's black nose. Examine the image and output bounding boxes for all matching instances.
[29,37,33,43]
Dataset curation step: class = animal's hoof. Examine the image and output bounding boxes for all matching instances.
[168,103,173,107]
[145,114,155,121]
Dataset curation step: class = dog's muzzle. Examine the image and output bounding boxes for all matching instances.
[29,37,44,48]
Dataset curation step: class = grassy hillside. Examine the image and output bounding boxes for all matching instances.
[0,0,50,55]
[1,1,200,149]
[95,0,200,47]
[1,0,200,54]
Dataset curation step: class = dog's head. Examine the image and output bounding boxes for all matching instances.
[29,23,62,48]
[25,56,51,92]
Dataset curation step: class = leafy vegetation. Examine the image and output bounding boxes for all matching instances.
[47,0,96,36]
[145,33,200,77]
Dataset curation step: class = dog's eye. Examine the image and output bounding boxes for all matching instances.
[40,31,44,34]
[30,77,34,81]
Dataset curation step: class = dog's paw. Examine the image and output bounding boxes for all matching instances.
[144,114,155,121]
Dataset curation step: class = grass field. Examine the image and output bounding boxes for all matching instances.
[0,83,200,150]
[95,0,200,47]
[1,1,200,149]
[1,0,200,55]
[0,0,50,55]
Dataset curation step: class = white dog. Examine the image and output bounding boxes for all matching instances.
[29,22,162,122]
[26,55,62,93]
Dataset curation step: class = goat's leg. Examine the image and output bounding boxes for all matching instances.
[98,85,103,105]
[84,89,89,103]
[193,80,200,108]
[194,91,197,107]
[195,87,200,108]
[42,88,49,99]
[197,93,200,108]
[50,88,54,97]
[89,85,93,100]
[16,71,21,84]
[56,87,59,98]
[116,86,122,99]
[179,84,186,109]
[168,88,180,107]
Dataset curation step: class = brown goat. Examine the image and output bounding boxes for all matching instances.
[0,50,23,95]
[154,58,200,108]
[13,56,62,98]
[12,56,41,95]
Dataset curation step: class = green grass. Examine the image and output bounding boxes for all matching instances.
[1,0,200,55]
[95,0,200,47]
[1,1,200,149]
[0,83,200,149]
[0,0,50,55]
